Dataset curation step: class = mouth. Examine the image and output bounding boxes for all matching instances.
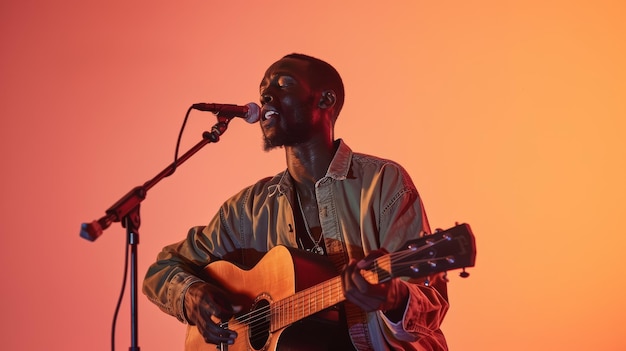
[261,106,280,122]
[263,110,279,121]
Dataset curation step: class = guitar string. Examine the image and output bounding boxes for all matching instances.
[230,277,344,328]
[230,236,454,332]
[226,279,346,339]
[228,256,454,342]
[226,234,457,339]
[230,255,446,341]
[227,255,443,338]
[376,235,457,281]
[233,235,452,328]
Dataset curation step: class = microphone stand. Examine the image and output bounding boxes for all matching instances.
[80,115,234,351]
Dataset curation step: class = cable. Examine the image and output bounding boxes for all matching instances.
[111,234,130,351]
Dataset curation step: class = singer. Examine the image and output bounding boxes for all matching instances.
[143,54,450,350]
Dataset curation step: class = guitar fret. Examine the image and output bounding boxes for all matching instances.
[189,224,476,350]
[270,276,344,331]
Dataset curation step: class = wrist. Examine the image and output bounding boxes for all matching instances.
[382,280,409,323]
[183,281,206,324]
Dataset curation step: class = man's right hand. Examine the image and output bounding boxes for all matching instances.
[184,282,242,345]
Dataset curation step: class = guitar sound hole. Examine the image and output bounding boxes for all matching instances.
[248,298,270,350]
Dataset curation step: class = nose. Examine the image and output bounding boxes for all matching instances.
[260,93,273,105]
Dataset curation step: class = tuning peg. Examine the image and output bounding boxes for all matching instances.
[459,268,470,278]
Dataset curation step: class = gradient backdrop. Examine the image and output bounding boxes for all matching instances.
[1,1,625,350]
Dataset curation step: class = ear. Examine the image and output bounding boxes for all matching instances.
[318,90,336,109]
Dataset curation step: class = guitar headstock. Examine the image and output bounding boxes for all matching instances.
[368,223,476,283]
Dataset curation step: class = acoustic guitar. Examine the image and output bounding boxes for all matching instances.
[185,223,476,351]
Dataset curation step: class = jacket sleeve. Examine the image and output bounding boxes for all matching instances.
[142,195,246,323]
[375,163,450,349]
[142,177,279,324]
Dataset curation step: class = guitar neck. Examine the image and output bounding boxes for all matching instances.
[188,224,476,351]
[270,276,344,330]
[270,265,385,331]
[269,224,476,331]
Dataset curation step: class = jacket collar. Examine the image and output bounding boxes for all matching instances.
[269,139,352,197]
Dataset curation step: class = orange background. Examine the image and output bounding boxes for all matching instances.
[1,1,625,350]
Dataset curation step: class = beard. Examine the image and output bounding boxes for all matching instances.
[262,121,314,151]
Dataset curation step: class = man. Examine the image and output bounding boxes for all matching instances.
[143,53,449,350]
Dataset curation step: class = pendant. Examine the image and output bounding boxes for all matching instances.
[311,245,324,255]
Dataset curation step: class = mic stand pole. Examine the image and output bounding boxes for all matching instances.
[80,115,234,351]
[124,207,140,351]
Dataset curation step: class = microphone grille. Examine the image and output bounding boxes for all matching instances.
[244,102,261,123]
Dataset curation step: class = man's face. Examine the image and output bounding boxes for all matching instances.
[258,57,323,151]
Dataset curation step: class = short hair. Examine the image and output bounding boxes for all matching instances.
[282,53,345,117]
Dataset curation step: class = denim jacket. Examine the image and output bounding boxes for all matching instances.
[143,139,449,350]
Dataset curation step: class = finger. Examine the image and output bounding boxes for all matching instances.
[356,254,377,270]
[231,304,243,314]
[343,262,386,312]
[202,323,238,345]
[341,259,358,290]
[350,262,373,293]
[207,301,242,321]
[215,327,237,343]
[345,258,383,296]
[356,248,388,269]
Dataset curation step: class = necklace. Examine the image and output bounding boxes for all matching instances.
[296,191,325,255]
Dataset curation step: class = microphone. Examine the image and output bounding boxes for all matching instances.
[192,102,260,123]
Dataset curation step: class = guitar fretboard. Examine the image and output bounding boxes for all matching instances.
[271,276,344,330]
[269,263,386,331]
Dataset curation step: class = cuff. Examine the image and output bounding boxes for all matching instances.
[377,294,410,332]
[170,273,205,324]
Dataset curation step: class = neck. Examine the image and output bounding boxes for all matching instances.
[285,137,335,196]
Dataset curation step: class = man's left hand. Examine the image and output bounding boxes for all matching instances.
[341,249,409,322]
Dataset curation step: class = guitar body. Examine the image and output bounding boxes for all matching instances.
[184,223,477,351]
[185,246,340,351]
